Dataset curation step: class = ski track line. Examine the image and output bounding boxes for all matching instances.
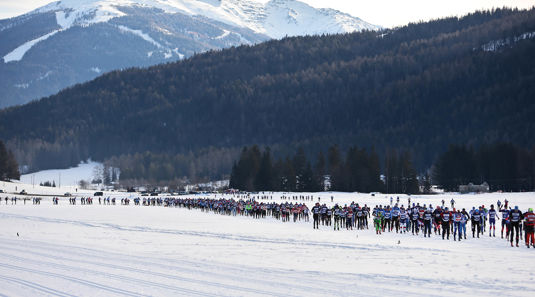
[0,239,528,297]
[0,235,405,289]
[0,251,294,297]
[0,255,292,296]
[1,223,532,288]
[2,212,534,296]
[0,275,77,297]
[0,239,344,296]
[0,236,433,296]
[0,211,449,253]
[0,262,153,297]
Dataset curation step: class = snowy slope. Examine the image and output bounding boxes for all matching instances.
[0,191,534,296]
[20,161,103,187]
[3,0,377,64]
[30,0,379,38]
[0,0,378,108]
[2,29,61,63]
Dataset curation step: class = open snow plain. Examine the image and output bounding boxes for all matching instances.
[0,189,534,296]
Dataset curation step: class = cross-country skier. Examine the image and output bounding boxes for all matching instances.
[392,204,400,233]
[453,210,462,241]
[460,209,469,240]
[523,208,535,248]
[333,205,341,231]
[499,204,510,239]
[383,206,392,232]
[311,203,321,229]
[471,209,482,238]
[423,207,433,238]
[441,207,452,240]
[488,204,499,237]
[411,206,419,235]
[509,206,524,247]
[373,208,383,235]
[480,205,488,232]
[346,207,353,230]
[433,206,442,235]
[399,206,408,233]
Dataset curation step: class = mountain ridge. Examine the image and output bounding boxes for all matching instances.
[0,0,378,108]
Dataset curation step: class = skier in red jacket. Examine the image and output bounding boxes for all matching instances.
[523,208,535,248]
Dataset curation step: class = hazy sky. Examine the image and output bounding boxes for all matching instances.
[0,0,533,27]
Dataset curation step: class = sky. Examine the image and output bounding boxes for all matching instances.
[0,0,533,27]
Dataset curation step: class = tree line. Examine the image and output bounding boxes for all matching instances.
[0,140,20,181]
[231,142,535,194]
[229,145,420,194]
[108,147,239,185]
[433,143,535,192]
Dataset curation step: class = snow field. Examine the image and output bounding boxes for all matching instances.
[3,30,61,63]
[19,161,103,189]
[0,190,534,296]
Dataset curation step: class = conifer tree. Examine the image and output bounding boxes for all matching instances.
[254,148,274,191]
[327,145,342,191]
[314,151,326,191]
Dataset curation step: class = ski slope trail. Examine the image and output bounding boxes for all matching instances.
[0,195,534,296]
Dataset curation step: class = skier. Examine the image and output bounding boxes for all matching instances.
[453,210,462,241]
[356,206,364,229]
[499,204,510,239]
[523,208,535,248]
[433,206,443,235]
[459,209,469,240]
[373,208,383,235]
[333,205,341,231]
[509,206,524,247]
[399,206,408,233]
[471,209,482,238]
[320,204,328,226]
[480,205,488,232]
[363,204,370,229]
[488,204,499,237]
[423,207,433,238]
[346,207,353,230]
[441,207,452,240]
[311,203,321,229]
[383,207,392,232]
[410,205,419,235]
[391,204,401,233]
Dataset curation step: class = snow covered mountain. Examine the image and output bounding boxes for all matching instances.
[0,0,379,108]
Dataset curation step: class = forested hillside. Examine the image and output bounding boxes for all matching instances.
[0,140,19,181]
[1,8,535,183]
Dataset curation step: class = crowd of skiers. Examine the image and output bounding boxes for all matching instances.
[47,195,313,223]
[162,196,535,248]
[170,198,311,222]
[2,196,41,205]
[2,193,534,248]
[310,202,371,230]
[359,199,535,248]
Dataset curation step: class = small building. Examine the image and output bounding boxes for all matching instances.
[459,182,490,194]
